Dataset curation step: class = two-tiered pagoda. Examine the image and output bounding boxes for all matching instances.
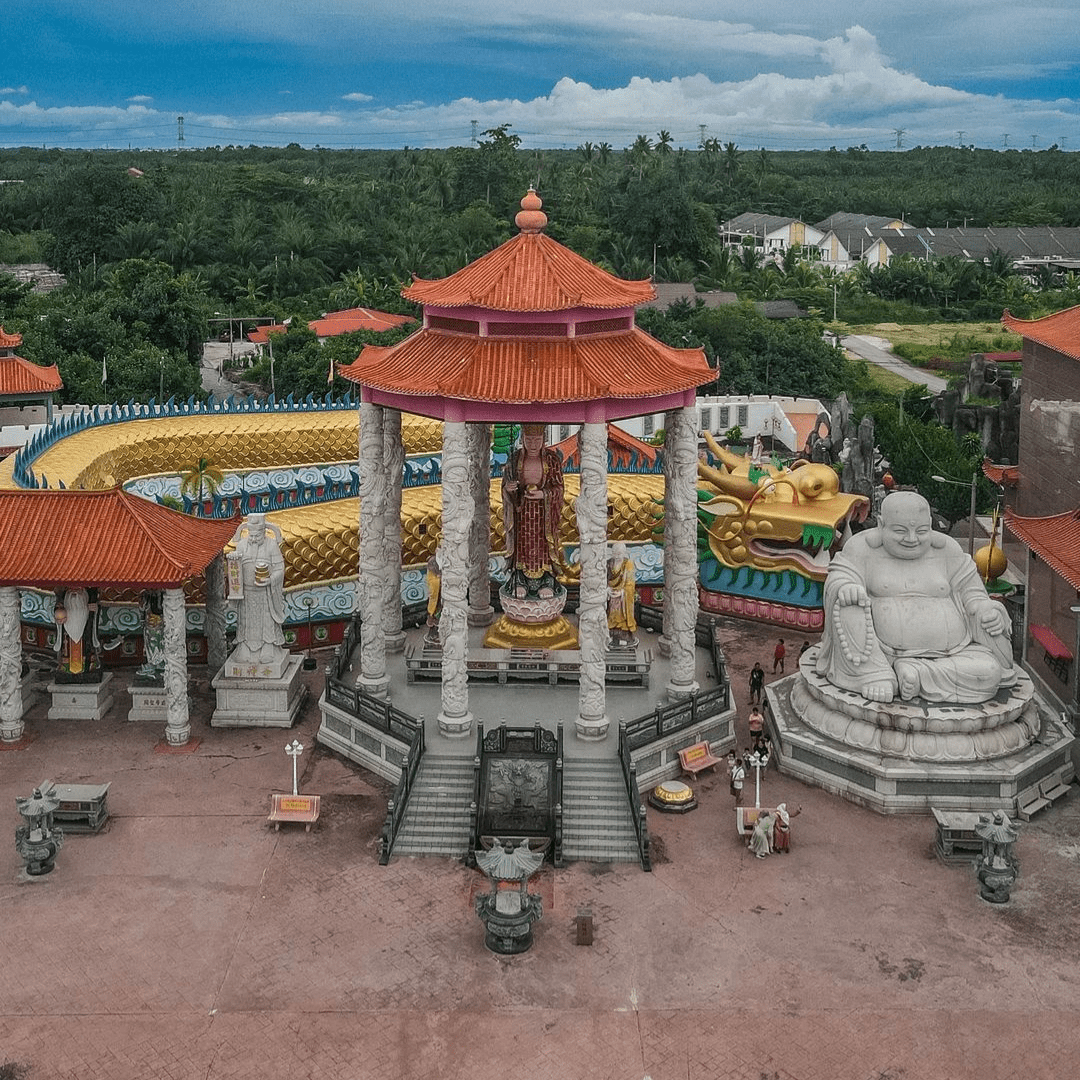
[341,190,713,739]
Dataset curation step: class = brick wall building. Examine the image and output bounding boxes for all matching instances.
[1002,307,1080,718]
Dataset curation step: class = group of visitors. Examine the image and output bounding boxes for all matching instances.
[731,640,813,856]
[746,803,801,858]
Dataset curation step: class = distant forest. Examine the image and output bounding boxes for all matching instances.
[0,133,1078,407]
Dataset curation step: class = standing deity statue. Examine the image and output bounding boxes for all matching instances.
[52,586,99,678]
[501,424,565,600]
[226,513,287,668]
[606,542,638,648]
[817,491,1014,704]
[136,590,166,682]
[425,545,443,646]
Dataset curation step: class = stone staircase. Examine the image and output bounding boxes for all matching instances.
[387,755,642,866]
[389,755,474,858]
[561,759,642,864]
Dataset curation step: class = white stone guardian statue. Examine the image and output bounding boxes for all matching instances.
[226,513,288,673]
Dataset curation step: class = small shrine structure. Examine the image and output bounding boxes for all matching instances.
[0,326,62,423]
[0,488,238,744]
[341,190,713,740]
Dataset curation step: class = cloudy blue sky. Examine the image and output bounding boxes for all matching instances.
[3,0,1078,151]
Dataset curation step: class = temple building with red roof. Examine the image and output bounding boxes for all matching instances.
[1001,305,1080,724]
[0,325,63,425]
[247,307,415,348]
[0,488,237,745]
[331,190,713,743]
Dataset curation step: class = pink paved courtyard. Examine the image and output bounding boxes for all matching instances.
[3,617,1079,1080]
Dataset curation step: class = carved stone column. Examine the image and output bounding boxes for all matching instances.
[0,586,24,742]
[658,416,675,658]
[163,587,191,746]
[437,420,474,737]
[467,421,494,627]
[664,406,700,700]
[358,399,389,697]
[204,554,227,675]
[382,408,406,653]
[576,421,609,740]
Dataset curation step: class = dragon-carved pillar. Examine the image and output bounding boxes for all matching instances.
[576,421,609,740]
[437,420,474,737]
[664,406,700,699]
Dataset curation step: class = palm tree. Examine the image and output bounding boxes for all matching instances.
[723,142,741,184]
[655,130,673,155]
[180,456,225,513]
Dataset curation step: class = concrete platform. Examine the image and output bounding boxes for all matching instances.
[4,625,1080,1080]
[46,671,115,720]
[768,668,1075,814]
[211,653,307,728]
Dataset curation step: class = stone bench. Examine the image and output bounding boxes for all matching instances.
[1030,624,1072,682]
[39,780,110,834]
[931,808,986,863]
[268,793,321,832]
[736,806,778,837]
[678,740,720,779]
[1017,770,1071,821]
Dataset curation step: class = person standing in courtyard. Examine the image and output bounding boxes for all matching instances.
[772,803,802,853]
[773,638,786,674]
[748,703,765,746]
[730,753,747,807]
[748,661,764,705]
[748,809,775,858]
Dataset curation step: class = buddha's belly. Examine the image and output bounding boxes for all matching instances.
[872,595,969,655]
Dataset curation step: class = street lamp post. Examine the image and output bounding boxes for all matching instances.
[748,749,768,809]
[932,473,978,556]
[285,739,304,797]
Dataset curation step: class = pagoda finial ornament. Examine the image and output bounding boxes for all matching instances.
[515,187,547,233]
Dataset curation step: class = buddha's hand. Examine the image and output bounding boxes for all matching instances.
[835,583,868,607]
[978,603,1008,635]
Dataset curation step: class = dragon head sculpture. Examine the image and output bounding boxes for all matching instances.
[697,430,869,580]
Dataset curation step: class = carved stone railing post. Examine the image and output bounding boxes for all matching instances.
[163,587,191,746]
[468,422,494,627]
[437,420,474,737]
[0,586,25,742]
[358,398,389,696]
[383,408,406,653]
[204,554,227,674]
[664,406,700,700]
[576,421,609,740]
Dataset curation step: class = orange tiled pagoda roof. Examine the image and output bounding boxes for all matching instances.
[0,488,239,588]
[247,324,288,345]
[309,307,415,337]
[983,459,1019,488]
[1002,306,1080,361]
[553,423,660,468]
[0,354,63,394]
[0,326,23,349]
[1005,507,1080,589]
[340,328,709,403]
[402,191,655,312]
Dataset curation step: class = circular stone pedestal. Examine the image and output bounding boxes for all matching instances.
[648,780,697,813]
[484,584,579,650]
[794,647,1038,763]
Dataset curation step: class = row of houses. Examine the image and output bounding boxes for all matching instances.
[721,212,1080,274]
